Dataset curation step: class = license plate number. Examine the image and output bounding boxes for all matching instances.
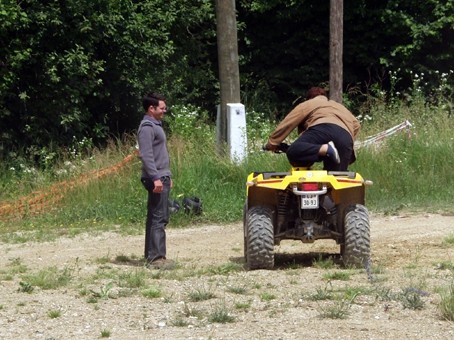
[301,194,319,209]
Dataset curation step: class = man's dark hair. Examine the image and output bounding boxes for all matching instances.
[306,87,327,100]
[143,92,166,111]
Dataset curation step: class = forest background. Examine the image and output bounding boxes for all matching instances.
[1,0,453,162]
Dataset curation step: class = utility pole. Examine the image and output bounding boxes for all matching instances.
[329,0,344,103]
[215,0,241,150]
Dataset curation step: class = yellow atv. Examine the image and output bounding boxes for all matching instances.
[243,144,372,270]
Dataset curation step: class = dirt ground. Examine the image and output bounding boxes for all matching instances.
[1,213,454,339]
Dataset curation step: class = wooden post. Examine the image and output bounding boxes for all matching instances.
[329,0,344,103]
[215,0,241,149]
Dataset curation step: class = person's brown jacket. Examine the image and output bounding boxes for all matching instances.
[268,95,360,146]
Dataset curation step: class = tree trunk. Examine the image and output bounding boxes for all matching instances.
[215,0,241,147]
[329,0,343,103]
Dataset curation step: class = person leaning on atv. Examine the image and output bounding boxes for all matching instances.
[265,87,360,171]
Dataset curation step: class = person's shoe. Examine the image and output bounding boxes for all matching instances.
[327,141,340,164]
[146,257,163,268]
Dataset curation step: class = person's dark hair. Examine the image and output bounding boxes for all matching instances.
[143,92,166,111]
[306,87,327,100]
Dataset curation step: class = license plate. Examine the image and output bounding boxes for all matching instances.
[301,194,319,209]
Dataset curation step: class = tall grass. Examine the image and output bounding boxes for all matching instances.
[353,89,453,213]
[0,83,453,241]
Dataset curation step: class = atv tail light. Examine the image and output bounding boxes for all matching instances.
[298,183,319,191]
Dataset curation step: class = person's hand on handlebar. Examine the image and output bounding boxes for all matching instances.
[263,142,279,152]
[264,142,289,153]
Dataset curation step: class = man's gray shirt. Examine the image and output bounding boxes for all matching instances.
[137,115,171,181]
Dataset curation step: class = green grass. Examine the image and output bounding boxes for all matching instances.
[0,258,28,281]
[187,286,216,302]
[141,286,162,299]
[227,285,248,295]
[234,301,252,310]
[323,271,352,281]
[439,282,454,321]
[435,261,454,271]
[443,234,454,246]
[17,281,34,293]
[260,292,276,301]
[21,266,74,290]
[204,262,244,275]
[316,299,352,319]
[100,329,111,338]
[353,100,454,213]
[90,282,114,299]
[400,287,427,310]
[117,269,148,289]
[312,255,336,269]
[208,302,235,323]
[47,309,62,318]
[308,285,334,301]
[170,316,189,327]
[0,93,453,242]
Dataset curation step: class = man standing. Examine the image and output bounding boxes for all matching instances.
[138,92,172,268]
[265,87,360,171]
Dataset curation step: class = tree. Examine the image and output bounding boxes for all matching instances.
[0,0,217,161]
[329,0,343,102]
[215,0,241,147]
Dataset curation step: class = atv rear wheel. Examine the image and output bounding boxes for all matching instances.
[341,204,370,268]
[244,206,274,270]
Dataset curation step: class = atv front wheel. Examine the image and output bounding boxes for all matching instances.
[244,206,274,270]
[341,204,370,268]
[243,200,248,259]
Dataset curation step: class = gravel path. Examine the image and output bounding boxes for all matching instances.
[1,213,453,339]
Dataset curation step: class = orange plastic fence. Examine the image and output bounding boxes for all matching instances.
[0,150,138,221]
